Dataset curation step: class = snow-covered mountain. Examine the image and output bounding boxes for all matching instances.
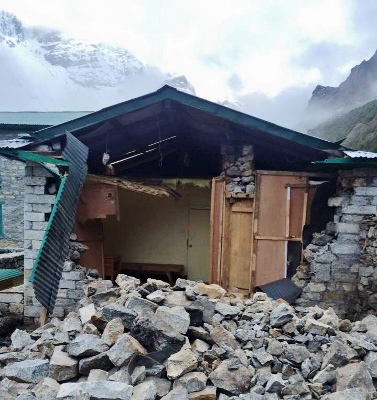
[0,11,195,111]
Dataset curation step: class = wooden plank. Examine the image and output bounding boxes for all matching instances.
[255,240,286,286]
[225,192,254,199]
[209,178,225,285]
[254,236,302,241]
[228,199,253,290]
[220,194,231,289]
[256,170,337,178]
[289,186,307,238]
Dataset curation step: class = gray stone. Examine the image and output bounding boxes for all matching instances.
[57,381,133,399]
[101,303,137,330]
[210,324,240,350]
[166,347,197,379]
[321,340,358,369]
[209,359,253,395]
[33,377,60,400]
[49,345,78,381]
[283,344,311,365]
[321,388,371,400]
[108,333,147,367]
[364,351,377,378]
[131,365,146,385]
[155,306,190,334]
[87,369,108,382]
[173,371,207,393]
[66,334,109,358]
[188,386,217,399]
[312,364,337,384]
[115,274,140,291]
[131,380,157,400]
[265,373,285,394]
[144,377,171,398]
[78,352,113,375]
[11,329,34,350]
[160,386,189,400]
[5,359,49,383]
[79,303,96,325]
[125,294,158,314]
[336,361,375,393]
[147,290,166,303]
[270,303,294,327]
[102,317,124,346]
[130,314,185,353]
[215,302,241,317]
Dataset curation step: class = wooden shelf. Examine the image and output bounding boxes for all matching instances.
[225,192,254,199]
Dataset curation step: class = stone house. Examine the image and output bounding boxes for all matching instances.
[1,86,377,322]
[0,112,90,248]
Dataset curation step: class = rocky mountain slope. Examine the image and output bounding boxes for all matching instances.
[305,50,377,130]
[0,11,194,111]
[308,99,377,151]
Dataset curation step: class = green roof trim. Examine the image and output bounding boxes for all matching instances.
[0,148,69,167]
[312,157,377,170]
[32,85,341,151]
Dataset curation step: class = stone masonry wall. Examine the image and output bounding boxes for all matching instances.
[23,162,91,324]
[295,169,377,320]
[221,144,255,194]
[0,251,23,269]
[0,156,25,248]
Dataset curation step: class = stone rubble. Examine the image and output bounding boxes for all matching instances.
[0,275,377,399]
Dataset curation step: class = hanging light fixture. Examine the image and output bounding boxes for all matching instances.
[102,132,110,165]
[102,152,110,165]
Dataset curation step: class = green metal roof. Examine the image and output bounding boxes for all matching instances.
[32,85,341,151]
[0,269,23,280]
[0,111,92,129]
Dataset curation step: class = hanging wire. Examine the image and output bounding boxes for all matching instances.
[158,122,163,168]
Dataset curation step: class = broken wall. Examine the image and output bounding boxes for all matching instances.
[295,169,377,319]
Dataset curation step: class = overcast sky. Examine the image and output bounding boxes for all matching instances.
[1,0,377,127]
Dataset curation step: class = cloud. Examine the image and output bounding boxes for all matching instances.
[238,86,312,129]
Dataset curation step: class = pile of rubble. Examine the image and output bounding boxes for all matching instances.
[1,275,377,399]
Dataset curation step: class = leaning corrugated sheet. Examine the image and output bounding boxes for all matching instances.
[30,132,88,313]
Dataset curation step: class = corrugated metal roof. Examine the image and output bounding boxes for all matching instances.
[0,112,92,127]
[0,138,32,149]
[29,85,342,151]
[344,150,377,159]
[31,132,88,313]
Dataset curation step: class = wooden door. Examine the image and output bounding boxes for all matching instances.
[253,172,308,287]
[227,198,254,290]
[187,208,210,282]
[209,178,254,291]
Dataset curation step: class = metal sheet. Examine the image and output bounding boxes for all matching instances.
[31,132,88,313]
[256,278,302,304]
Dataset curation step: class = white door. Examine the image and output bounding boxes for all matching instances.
[187,208,210,282]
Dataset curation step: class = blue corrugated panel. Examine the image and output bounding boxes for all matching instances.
[31,132,88,313]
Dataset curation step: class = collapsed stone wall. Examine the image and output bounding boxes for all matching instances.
[1,277,377,399]
[0,156,25,248]
[221,144,255,194]
[295,169,377,320]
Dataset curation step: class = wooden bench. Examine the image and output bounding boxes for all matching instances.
[121,263,184,285]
